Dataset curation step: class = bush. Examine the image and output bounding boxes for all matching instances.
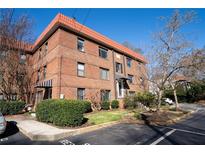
[124,95,137,109]
[101,101,110,110]
[81,101,92,113]
[134,92,155,107]
[0,101,26,115]
[134,113,142,120]
[36,99,86,127]
[111,100,119,109]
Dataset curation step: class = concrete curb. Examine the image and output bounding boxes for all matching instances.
[169,110,195,124]
[17,120,121,141]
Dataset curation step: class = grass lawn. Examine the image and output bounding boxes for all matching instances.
[85,110,132,125]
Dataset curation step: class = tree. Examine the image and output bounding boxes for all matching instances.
[122,41,143,54]
[147,10,198,110]
[0,9,34,103]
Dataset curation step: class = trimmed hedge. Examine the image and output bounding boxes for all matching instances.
[82,101,92,113]
[111,100,119,109]
[0,101,26,115]
[101,101,110,110]
[36,99,89,127]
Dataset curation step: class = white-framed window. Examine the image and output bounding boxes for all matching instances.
[128,74,134,84]
[38,48,42,60]
[116,62,123,74]
[0,50,6,59]
[43,65,47,79]
[99,47,108,59]
[127,57,132,68]
[140,77,144,87]
[100,68,109,80]
[45,42,48,54]
[77,88,85,100]
[101,90,110,101]
[77,38,85,52]
[129,91,136,96]
[77,62,85,77]
[19,51,26,64]
[37,69,40,82]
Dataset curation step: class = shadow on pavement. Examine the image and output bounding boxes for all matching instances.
[0,121,19,139]
[142,115,179,145]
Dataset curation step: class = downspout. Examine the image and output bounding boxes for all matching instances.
[122,55,127,95]
[112,50,117,99]
[59,55,62,98]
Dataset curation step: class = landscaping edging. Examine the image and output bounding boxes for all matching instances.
[17,120,122,141]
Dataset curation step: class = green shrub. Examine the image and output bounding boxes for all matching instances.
[111,100,119,109]
[82,101,92,113]
[134,113,142,120]
[134,92,155,107]
[124,95,137,109]
[101,101,110,110]
[36,99,86,127]
[0,101,26,115]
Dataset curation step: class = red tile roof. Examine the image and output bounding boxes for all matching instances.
[33,13,147,63]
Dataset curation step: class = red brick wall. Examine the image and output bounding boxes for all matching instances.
[30,28,148,103]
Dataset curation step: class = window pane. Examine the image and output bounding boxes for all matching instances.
[101,90,110,101]
[100,68,109,80]
[78,63,84,70]
[128,74,133,83]
[99,47,108,59]
[116,63,123,73]
[127,57,132,67]
[77,39,84,51]
[77,88,85,100]
[77,63,85,76]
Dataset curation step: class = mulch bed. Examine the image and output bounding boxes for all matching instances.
[140,110,187,126]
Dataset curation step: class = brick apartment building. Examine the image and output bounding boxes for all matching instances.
[1,13,148,104]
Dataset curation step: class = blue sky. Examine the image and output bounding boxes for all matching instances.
[14,8,205,54]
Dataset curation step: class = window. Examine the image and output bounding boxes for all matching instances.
[99,47,108,59]
[0,94,4,100]
[127,57,132,68]
[45,42,48,54]
[101,90,110,101]
[77,62,85,77]
[77,38,84,52]
[100,68,109,80]
[116,62,123,73]
[129,91,135,96]
[77,88,85,100]
[37,69,40,82]
[140,77,144,87]
[0,50,6,59]
[137,62,142,71]
[19,51,26,64]
[0,72,3,83]
[43,65,47,79]
[128,74,133,84]
[38,48,42,60]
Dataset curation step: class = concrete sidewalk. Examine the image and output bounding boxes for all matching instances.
[5,115,121,141]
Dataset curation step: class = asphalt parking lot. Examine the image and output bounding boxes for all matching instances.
[1,104,205,145]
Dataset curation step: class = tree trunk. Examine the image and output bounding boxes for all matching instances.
[171,83,179,110]
[173,88,179,110]
[157,90,163,111]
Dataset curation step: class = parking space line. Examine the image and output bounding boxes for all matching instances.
[164,126,205,136]
[150,129,176,145]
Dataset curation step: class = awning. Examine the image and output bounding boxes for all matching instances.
[35,79,52,88]
[115,74,129,80]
